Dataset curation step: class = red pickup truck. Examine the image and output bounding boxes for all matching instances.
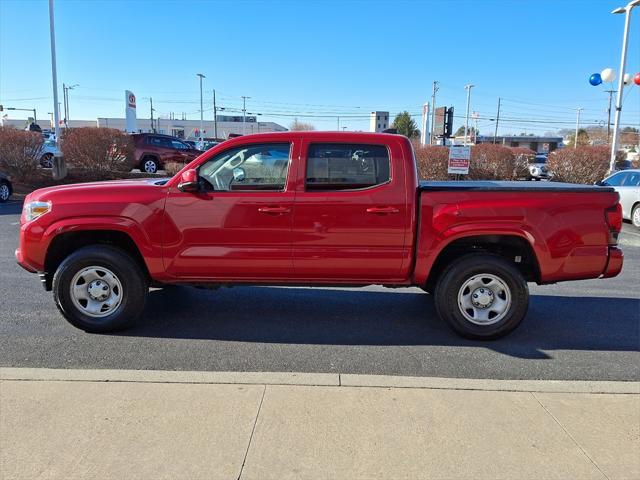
[16,132,623,339]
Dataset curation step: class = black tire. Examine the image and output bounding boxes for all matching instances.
[0,180,11,203]
[52,245,147,333]
[434,254,529,339]
[40,153,54,169]
[632,204,640,229]
[140,156,159,174]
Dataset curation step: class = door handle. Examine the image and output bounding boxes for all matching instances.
[366,206,399,215]
[258,206,291,215]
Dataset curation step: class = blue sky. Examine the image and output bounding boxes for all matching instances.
[1,0,639,134]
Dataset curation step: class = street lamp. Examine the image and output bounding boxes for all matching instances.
[609,0,640,172]
[63,83,78,127]
[196,73,205,146]
[48,0,61,145]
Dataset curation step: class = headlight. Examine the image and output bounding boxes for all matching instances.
[24,201,52,222]
[529,166,539,174]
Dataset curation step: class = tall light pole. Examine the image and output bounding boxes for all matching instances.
[241,96,250,135]
[464,84,474,146]
[63,83,78,127]
[48,0,60,145]
[574,107,583,148]
[196,73,205,144]
[610,0,640,171]
[430,81,438,145]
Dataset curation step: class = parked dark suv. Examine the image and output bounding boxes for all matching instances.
[132,133,202,174]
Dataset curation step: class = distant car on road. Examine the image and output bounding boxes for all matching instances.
[132,133,203,174]
[0,172,13,203]
[597,169,640,228]
[528,154,550,181]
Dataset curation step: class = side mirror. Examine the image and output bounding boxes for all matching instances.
[595,180,606,186]
[177,169,200,192]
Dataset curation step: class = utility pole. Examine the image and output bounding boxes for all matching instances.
[493,98,501,144]
[149,97,155,132]
[241,96,250,135]
[429,81,438,145]
[574,107,583,148]
[48,0,61,145]
[62,83,67,126]
[337,116,340,130]
[464,84,474,146]
[605,89,616,143]
[213,89,218,140]
[196,73,206,144]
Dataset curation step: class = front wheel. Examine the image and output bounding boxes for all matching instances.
[434,254,529,339]
[0,181,11,203]
[52,246,148,333]
[140,157,159,174]
[40,153,54,168]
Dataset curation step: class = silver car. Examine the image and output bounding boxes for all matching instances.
[599,169,640,228]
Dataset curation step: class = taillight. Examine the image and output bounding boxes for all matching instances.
[605,203,622,244]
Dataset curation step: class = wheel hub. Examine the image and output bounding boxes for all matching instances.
[87,279,110,301]
[471,287,494,308]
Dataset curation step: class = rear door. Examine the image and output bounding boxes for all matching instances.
[291,139,410,281]
[620,171,640,219]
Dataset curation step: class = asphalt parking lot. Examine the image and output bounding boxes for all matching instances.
[1,198,638,381]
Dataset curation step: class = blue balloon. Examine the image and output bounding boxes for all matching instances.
[589,73,602,86]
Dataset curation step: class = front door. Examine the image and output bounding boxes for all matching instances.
[291,140,410,281]
[163,141,296,280]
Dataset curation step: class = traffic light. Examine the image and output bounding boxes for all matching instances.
[445,107,454,138]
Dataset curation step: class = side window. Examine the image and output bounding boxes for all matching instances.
[605,172,627,186]
[147,136,170,148]
[305,143,390,191]
[198,143,291,192]
[171,140,188,150]
[623,172,640,187]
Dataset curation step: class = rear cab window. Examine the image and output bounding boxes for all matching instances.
[305,143,390,191]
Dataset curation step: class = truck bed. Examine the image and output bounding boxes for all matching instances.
[419,180,616,193]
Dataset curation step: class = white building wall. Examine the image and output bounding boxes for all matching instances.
[369,111,389,133]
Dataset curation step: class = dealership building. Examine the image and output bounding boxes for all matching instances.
[1,116,287,140]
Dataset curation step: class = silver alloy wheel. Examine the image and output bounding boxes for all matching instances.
[0,184,9,201]
[70,266,123,318]
[143,159,157,173]
[41,153,53,168]
[457,273,511,325]
[633,206,640,228]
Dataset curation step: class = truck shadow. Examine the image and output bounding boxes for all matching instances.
[122,286,640,358]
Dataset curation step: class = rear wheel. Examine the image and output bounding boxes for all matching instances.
[140,156,159,174]
[632,204,640,229]
[434,254,529,339]
[53,245,147,332]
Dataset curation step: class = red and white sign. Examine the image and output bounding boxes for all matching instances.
[448,146,471,175]
[127,93,136,109]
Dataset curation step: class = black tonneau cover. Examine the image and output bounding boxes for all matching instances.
[419,180,615,193]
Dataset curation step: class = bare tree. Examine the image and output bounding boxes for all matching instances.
[289,118,316,131]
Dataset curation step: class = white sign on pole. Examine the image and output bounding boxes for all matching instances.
[448,145,471,175]
[125,90,137,133]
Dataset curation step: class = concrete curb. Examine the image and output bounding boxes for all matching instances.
[1,367,638,394]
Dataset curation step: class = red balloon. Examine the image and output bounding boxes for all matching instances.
[634,73,640,86]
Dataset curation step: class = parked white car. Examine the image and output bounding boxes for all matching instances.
[598,169,640,228]
[38,140,61,168]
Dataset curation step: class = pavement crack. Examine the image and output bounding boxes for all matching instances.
[531,392,610,480]
[237,384,266,480]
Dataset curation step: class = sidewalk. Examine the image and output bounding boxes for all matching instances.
[1,368,638,480]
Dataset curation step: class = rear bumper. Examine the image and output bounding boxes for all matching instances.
[602,247,623,278]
